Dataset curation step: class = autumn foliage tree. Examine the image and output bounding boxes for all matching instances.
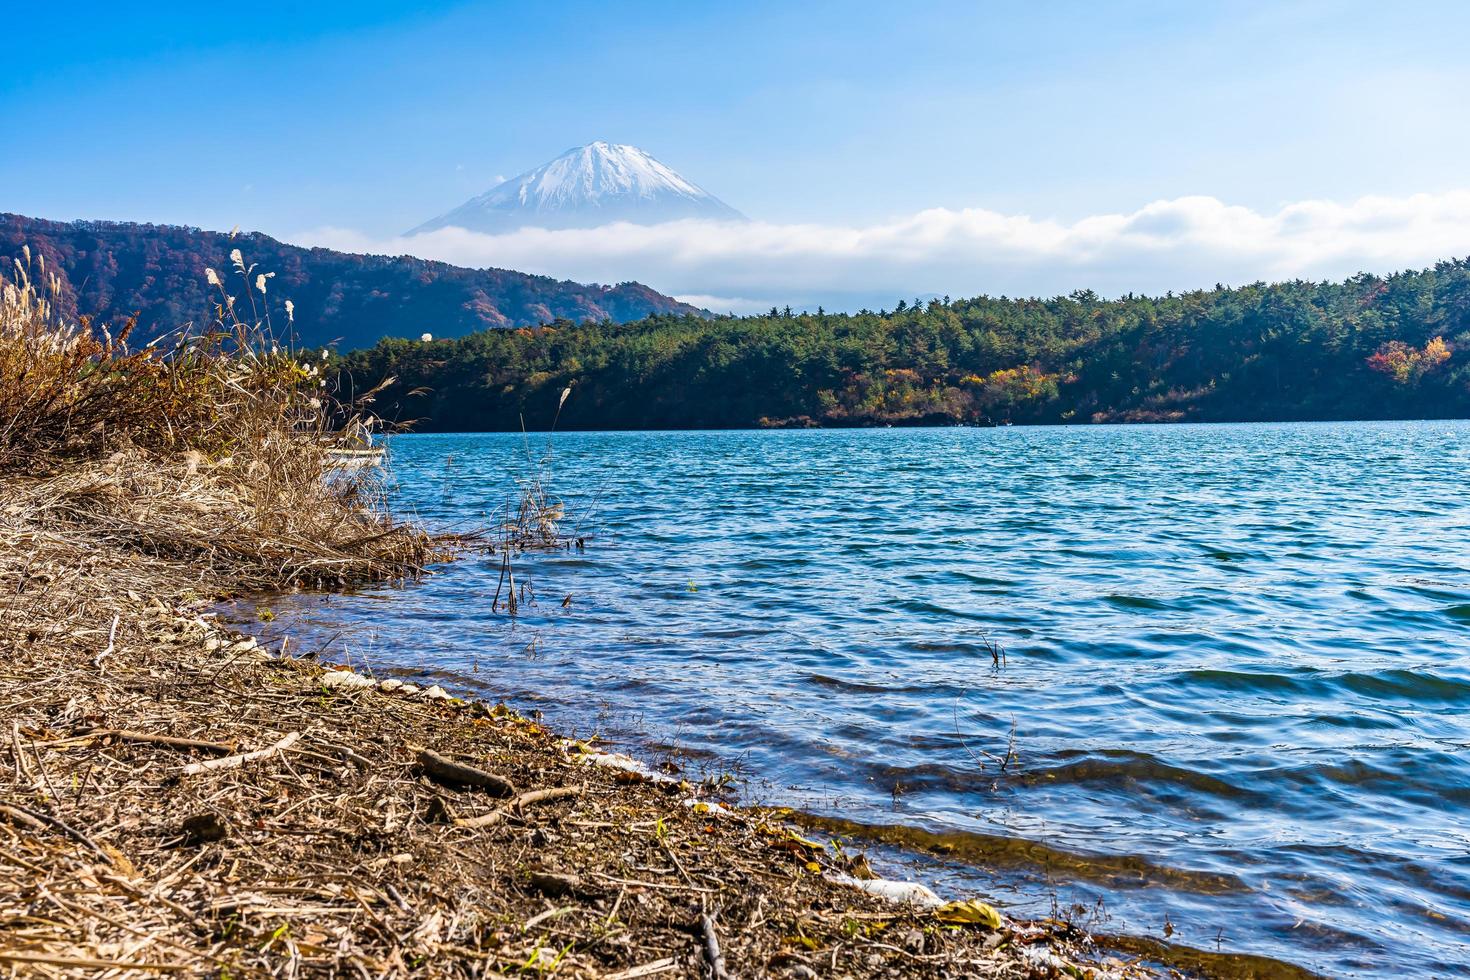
[1366,336,1451,384]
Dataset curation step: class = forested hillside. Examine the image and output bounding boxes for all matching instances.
[0,213,698,348]
[337,261,1470,429]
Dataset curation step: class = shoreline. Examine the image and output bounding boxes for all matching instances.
[4,559,1142,977]
[0,433,1318,978]
[214,597,1323,980]
[363,415,1470,436]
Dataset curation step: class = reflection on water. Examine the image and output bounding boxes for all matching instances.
[243,422,1470,977]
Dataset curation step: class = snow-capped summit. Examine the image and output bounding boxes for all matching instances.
[409,141,745,235]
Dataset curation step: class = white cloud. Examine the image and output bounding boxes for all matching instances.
[671,294,776,315]
[296,190,1470,312]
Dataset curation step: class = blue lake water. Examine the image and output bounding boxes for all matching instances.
[256,422,1470,976]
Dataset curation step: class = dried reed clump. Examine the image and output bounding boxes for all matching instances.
[502,455,569,550]
[0,245,444,592]
[496,387,574,549]
[488,388,587,614]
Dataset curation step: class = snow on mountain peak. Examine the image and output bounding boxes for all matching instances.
[410,142,745,235]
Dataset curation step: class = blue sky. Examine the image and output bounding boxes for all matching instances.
[8,1,1470,309]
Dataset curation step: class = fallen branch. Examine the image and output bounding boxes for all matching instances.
[416,747,515,796]
[702,911,731,980]
[93,614,120,670]
[0,803,116,865]
[454,784,584,829]
[181,731,300,775]
[10,720,36,790]
[296,739,372,770]
[70,729,235,753]
[604,957,680,980]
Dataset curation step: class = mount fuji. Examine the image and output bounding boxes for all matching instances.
[409,141,745,235]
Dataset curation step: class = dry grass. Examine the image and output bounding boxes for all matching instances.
[501,390,577,552]
[2,246,303,471]
[0,245,444,591]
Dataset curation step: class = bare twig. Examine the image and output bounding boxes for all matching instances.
[604,958,680,979]
[94,613,119,670]
[181,731,301,775]
[702,910,731,980]
[453,784,584,829]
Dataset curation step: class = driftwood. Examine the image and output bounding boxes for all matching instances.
[702,911,731,980]
[93,614,119,670]
[82,729,235,753]
[603,958,680,980]
[415,748,515,796]
[181,731,300,775]
[453,784,584,829]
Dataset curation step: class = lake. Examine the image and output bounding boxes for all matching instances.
[252,422,1470,976]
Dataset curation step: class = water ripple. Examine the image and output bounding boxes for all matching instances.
[244,421,1470,978]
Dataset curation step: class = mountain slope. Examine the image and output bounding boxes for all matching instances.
[411,141,745,234]
[0,213,701,350]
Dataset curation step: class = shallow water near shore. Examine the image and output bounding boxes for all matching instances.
[253,422,1470,977]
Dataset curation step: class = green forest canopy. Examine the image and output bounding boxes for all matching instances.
[335,259,1470,430]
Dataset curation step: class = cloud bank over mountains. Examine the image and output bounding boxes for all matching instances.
[302,189,1470,314]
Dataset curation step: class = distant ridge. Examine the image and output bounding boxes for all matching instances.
[411,141,745,235]
[0,212,701,351]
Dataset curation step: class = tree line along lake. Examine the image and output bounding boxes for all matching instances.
[249,421,1470,977]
